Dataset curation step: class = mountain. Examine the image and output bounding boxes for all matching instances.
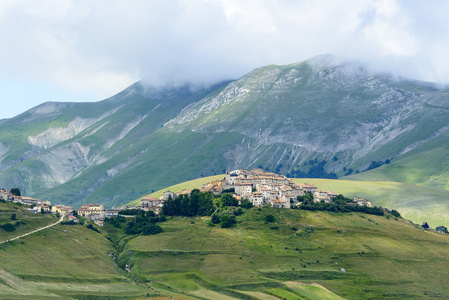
[1,54,449,208]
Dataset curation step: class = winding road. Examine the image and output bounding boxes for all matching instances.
[0,215,64,245]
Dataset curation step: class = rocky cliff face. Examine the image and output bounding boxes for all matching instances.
[0,55,447,208]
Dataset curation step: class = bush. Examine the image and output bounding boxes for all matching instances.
[265,214,275,222]
[219,215,236,228]
[391,210,401,218]
[211,213,221,224]
[1,223,16,232]
[141,224,163,235]
[61,220,77,225]
[86,223,100,233]
[240,199,253,209]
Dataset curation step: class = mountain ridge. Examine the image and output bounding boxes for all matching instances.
[1,55,449,209]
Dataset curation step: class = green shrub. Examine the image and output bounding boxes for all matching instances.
[219,215,236,228]
[1,223,16,232]
[265,214,275,222]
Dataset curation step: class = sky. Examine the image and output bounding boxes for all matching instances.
[1,0,449,119]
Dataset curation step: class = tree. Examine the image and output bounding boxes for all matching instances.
[10,188,21,196]
[10,213,16,220]
[240,199,253,209]
[391,209,401,218]
[219,215,235,228]
[221,193,238,207]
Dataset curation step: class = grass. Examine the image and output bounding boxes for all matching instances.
[0,202,58,241]
[117,208,449,299]
[284,282,345,300]
[0,201,158,299]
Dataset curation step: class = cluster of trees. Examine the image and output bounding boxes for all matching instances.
[162,189,215,217]
[10,188,21,196]
[210,206,243,228]
[105,210,165,235]
[297,193,385,216]
[162,190,253,228]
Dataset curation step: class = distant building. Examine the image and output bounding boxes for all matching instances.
[106,209,119,218]
[140,196,166,215]
[353,196,372,207]
[20,197,41,206]
[162,191,175,200]
[52,205,74,215]
[33,205,51,213]
[67,215,79,223]
[78,204,105,219]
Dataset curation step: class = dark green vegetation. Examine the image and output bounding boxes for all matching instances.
[298,193,385,216]
[2,55,449,210]
[161,190,245,229]
[162,189,216,217]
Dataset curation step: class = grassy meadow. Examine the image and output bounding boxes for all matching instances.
[118,208,449,299]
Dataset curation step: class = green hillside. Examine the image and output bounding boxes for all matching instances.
[0,202,155,299]
[118,208,449,299]
[0,201,57,241]
[2,199,449,299]
[344,129,449,190]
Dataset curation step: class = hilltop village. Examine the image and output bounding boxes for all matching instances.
[133,169,372,212]
[2,169,448,233]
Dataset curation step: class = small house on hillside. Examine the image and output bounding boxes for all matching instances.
[162,191,175,200]
[106,209,119,218]
[52,204,74,215]
[67,215,79,223]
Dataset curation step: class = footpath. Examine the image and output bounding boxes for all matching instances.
[0,215,64,245]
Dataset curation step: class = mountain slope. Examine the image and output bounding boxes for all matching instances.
[1,54,449,208]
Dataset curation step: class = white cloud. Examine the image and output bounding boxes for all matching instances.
[1,0,449,118]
